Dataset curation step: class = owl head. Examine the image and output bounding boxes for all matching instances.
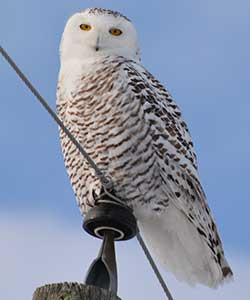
[60,8,140,63]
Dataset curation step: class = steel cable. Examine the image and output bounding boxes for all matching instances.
[0,45,173,300]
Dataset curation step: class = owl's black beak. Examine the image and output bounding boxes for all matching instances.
[95,36,100,52]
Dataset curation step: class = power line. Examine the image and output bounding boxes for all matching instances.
[137,232,173,300]
[0,45,173,300]
[0,46,111,191]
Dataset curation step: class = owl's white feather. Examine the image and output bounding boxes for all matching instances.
[57,8,233,288]
[137,203,231,287]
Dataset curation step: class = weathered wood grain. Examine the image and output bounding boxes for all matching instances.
[33,283,121,300]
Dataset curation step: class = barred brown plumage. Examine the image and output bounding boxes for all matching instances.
[57,7,233,288]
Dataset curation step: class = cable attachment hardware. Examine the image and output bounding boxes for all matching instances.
[83,196,137,241]
[83,192,137,293]
[85,230,118,293]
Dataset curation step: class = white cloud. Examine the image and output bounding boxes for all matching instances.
[0,213,249,300]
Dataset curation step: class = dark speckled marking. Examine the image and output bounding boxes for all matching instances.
[84,8,131,22]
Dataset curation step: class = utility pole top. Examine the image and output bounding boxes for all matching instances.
[33,282,121,300]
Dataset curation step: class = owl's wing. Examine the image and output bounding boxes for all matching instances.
[123,60,232,285]
[124,61,206,215]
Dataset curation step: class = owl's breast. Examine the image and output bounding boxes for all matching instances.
[57,58,165,212]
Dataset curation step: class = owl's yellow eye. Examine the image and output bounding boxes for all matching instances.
[79,24,92,31]
[109,28,123,36]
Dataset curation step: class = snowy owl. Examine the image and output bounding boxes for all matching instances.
[57,8,233,287]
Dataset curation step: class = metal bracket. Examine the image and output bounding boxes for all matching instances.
[83,194,137,293]
[85,230,118,293]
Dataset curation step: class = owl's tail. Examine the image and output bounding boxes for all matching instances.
[136,202,233,288]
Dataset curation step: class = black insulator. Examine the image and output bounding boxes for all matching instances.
[83,201,137,241]
[83,194,137,293]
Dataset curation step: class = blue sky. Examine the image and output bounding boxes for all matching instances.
[0,1,249,299]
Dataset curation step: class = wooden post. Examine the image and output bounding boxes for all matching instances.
[33,282,121,300]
